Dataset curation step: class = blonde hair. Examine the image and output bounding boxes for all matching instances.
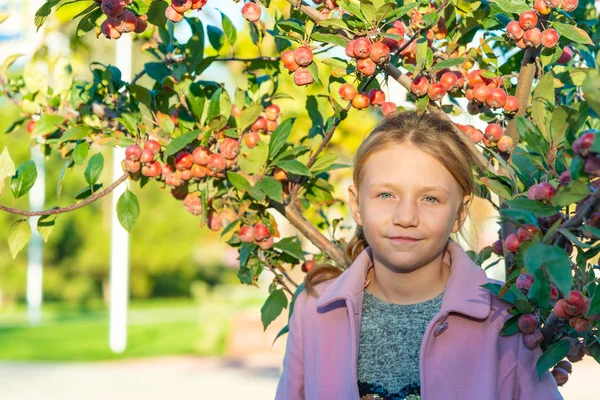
[303,111,483,298]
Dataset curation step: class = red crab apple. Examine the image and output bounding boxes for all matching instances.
[560,0,578,12]
[171,0,192,14]
[517,224,537,242]
[191,0,207,9]
[486,88,507,109]
[518,314,538,334]
[554,299,571,319]
[165,6,184,22]
[293,67,314,86]
[503,96,520,113]
[505,233,521,252]
[241,2,261,22]
[484,124,503,141]
[523,329,544,349]
[516,273,534,292]
[302,260,315,273]
[572,131,596,156]
[552,367,569,386]
[140,149,154,163]
[352,92,370,109]
[273,168,288,182]
[473,83,490,103]
[527,182,556,201]
[134,16,148,33]
[294,46,313,67]
[124,159,141,173]
[219,138,240,160]
[251,116,267,132]
[192,147,210,165]
[207,211,222,231]
[281,50,299,72]
[534,0,552,14]
[427,83,446,101]
[207,153,226,173]
[243,131,260,148]
[550,285,559,302]
[506,21,524,40]
[125,144,143,161]
[369,42,390,64]
[498,136,514,153]
[541,28,559,48]
[368,88,385,106]
[265,104,280,121]
[174,151,193,170]
[345,39,356,58]
[142,161,162,177]
[101,17,122,39]
[557,46,573,64]
[410,75,429,97]
[239,225,254,242]
[381,102,398,118]
[523,28,542,47]
[257,236,275,250]
[353,37,372,58]
[339,83,357,101]
[356,57,377,76]
[102,0,124,18]
[565,290,586,316]
[439,72,458,91]
[519,11,538,30]
[144,139,161,154]
[556,360,572,374]
[253,223,270,241]
[117,10,137,32]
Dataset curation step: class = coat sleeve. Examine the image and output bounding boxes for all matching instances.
[274,290,306,400]
[514,335,564,400]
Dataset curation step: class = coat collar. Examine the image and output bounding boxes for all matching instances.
[315,239,491,320]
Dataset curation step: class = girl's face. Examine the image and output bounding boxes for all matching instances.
[348,141,470,273]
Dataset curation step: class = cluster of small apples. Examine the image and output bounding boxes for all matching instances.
[164,0,207,23]
[181,193,238,231]
[463,70,520,116]
[337,84,398,117]
[554,290,599,332]
[551,360,572,386]
[456,123,514,153]
[571,130,600,177]
[505,7,559,50]
[313,0,338,16]
[232,104,282,149]
[344,36,391,77]
[237,222,275,250]
[96,0,148,39]
[503,224,542,254]
[281,46,316,86]
[408,69,465,101]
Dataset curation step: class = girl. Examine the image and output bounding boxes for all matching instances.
[274,111,563,400]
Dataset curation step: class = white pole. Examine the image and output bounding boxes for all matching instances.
[109,34,132,353]
[26,145,45,325]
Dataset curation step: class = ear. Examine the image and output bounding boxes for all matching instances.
[451,194,471,233]
[348,184,363,226]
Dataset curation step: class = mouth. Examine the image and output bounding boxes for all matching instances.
[389,237,421,243]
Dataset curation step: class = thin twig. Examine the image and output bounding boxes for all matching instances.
[0,172,129,217]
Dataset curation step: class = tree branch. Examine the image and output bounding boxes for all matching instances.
[0,172,130,217]
[269,199,350,268]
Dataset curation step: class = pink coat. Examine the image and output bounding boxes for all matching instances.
[275,239,563,399]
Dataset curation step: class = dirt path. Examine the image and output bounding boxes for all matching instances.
[0,355,597,399]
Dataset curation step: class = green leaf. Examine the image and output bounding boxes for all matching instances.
[524,243,572,295]
[23,62,48,96]
[207,25,225,52]
[551,22,594,46]
[33,114,63,136]
[536,340,570,379]
[72,142,89,165]
[239,140,269,175]
[226,171,252,192]
[500,314,521,336]
[164,131,198,158]
[116,189,140,232]
[589,283,600,315]
[492,0,530,14]
[34,0,59,31]
[480,176,513,200]
[11,160,37,199]
[505,198,560,217]
[310,153,339,174]
[37,212,57,243]
[317,18,348,29]
[258,176,283,202]
[84,153,104,186]
[268,118,295,160]
[146,0,168,26]
[310,32,347,47]
[144,62,170,82]
[307,62,322,86]
[274,237,305,261]
[0,147,16,195]
[274,160,312,177]
[76,8,102,36]
[432,58,468,71]
[528,269,551,308]
[531,72,554,141]
[219,10,236,46]
[74,184,103,200]
[261,289,288,331]
[551,181,591,207]
[8,219,31,259]
[239,105,263,132]
[59,126,92,144]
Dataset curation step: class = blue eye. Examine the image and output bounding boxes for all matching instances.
[378,192,392,199]
[425,196,438,203]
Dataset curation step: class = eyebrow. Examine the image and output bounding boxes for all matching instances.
[370,182,450,194]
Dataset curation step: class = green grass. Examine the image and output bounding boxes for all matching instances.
[0,295,265,361]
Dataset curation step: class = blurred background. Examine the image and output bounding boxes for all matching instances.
[0,1,598,399]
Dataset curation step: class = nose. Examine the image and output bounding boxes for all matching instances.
[391,198,419,227]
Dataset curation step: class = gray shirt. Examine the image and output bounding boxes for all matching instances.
[357,288,444,399]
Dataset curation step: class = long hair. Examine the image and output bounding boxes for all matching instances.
[303,111,483,298]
